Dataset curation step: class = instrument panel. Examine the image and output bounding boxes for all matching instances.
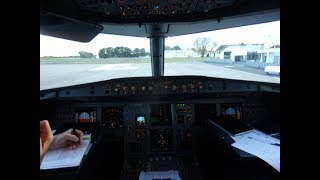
[40,76,279,100]
[112,79,204,96]
[76,0,235,20]
[41,76,279,161]
[40,76,280,178]
[91,102,197,163]
[123,103,177,155]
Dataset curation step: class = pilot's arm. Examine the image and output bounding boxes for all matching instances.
[40,120,84,165]
[40,120,53,163]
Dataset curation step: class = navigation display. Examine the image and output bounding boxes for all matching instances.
[150,104,172,126]
[136,115,146,125]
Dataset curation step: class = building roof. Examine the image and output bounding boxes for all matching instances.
[223,44,265,52]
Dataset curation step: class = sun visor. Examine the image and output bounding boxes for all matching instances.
[40,11,103,42]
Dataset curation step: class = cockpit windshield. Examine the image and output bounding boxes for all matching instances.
[40,21,279,90]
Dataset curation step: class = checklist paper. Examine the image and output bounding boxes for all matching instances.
[40,139,91,170]
[231,130,280,172]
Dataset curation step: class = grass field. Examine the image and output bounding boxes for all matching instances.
[40,57,207,64]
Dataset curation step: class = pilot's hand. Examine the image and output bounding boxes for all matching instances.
[40,120,53,162]
[49,128,83,150]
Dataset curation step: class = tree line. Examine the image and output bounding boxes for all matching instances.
[98,47,149,58]
[79,45,183,59]
[165,45,182,50]
[77,40,228,59]
[76,46,149,58]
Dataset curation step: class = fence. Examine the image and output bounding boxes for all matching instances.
[206,58,279,69]
[206,58,233,64]
[245,60,278,69]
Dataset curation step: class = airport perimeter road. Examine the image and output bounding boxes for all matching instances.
[205,61,273,76]
[40,62,280,90]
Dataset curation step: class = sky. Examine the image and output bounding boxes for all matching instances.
[40,21,279,57]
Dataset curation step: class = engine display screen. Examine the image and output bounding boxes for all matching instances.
[150,129,173,152]
[150,104,172,126]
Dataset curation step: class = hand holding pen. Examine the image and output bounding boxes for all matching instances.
[72,128,82,145]
[49,128,83,150]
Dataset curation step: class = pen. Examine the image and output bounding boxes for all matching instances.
[72,127,80,144]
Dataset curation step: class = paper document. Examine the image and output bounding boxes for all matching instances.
[139,170,181,180]
[231,130,280,172]
[40,139,91,170]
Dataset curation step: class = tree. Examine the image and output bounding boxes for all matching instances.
[140,48,147,56]
[193,37,211,57]
[173,46,182,50]
[207,42,218,57]
[98,48,107,58]
[99,47,114,58]
[78,51,95,58]
[113,46,133,57]
[165,46,172,50]
[216,45,229,54]
[133,48,141,57]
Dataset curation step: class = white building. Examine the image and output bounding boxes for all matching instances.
[219,44,280,64]
[257,45,280,64]
[165,50,200,58]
